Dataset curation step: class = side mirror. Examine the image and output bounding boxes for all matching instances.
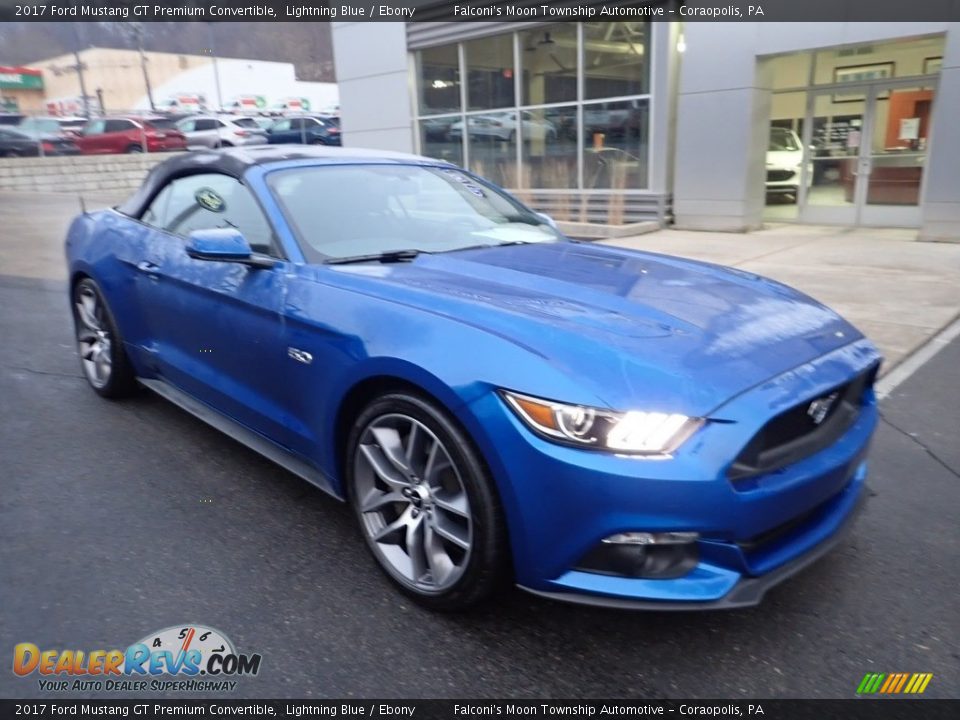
[535,212,558,230]
[185,228,275,268]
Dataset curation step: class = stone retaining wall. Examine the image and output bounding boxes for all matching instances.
[0,153,181,193]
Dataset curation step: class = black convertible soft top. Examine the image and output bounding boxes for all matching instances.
[116,145,446,218]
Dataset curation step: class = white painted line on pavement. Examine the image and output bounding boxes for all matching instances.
[876,315,960,400]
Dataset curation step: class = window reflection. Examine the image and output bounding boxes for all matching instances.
[520,106,577,189]
[519,24,578,106]
[461,111,519,187]
[583,100,649,189]
[419,116,463,166]
[419,45,461,115]
[584,22,648,99]
[465,35,516,111]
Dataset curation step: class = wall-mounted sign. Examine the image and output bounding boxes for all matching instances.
[0,66,43,90]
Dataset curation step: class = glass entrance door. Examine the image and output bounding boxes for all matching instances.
[799,90,866,225]
[859,83,935,227]
[799,80,935,227]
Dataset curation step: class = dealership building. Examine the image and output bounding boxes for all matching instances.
[331,15,959,241]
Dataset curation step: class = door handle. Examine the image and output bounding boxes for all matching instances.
[136,260,160,279]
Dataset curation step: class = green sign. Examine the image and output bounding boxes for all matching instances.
[0,67,43,90]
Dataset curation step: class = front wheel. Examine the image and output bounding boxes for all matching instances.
[72,278,138,398]
[346,393,509,610]
[126,144,143,154]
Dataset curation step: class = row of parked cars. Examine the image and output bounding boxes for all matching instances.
[0,112,341,158]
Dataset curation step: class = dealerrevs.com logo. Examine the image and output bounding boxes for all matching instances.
[13,624,262,692]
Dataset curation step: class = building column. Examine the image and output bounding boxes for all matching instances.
[330,22,415,153]
[671,23,771,232]
[919,28,960,242]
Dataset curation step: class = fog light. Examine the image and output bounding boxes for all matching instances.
[577,532,699,579]
[602,531,699,545]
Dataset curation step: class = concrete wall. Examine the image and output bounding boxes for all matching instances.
[672,22,958,237]
[330,22,415,153]
[0,153,173,193]
[919,28,960,242]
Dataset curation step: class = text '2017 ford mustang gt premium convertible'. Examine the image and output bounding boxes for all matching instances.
[65,146,880,611]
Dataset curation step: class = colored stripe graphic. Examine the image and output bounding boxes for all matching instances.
[857,672,933,694]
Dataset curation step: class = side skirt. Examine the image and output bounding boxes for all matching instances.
[139,377,343,501]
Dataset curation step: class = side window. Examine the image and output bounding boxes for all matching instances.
[272,119,290,132]
[83,120,106,136]
[140,185,173,228]
[105,119,134,133]
[156,174,276,255]
[177,119,196,133]
[195,118,219,131]
[289,118,305,130]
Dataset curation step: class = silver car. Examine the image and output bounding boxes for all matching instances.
[176,115,268,149]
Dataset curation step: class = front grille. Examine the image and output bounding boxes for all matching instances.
[728,364,879,480]
[767,170,795,182]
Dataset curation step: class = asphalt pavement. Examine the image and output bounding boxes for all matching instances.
[0,200,958,700]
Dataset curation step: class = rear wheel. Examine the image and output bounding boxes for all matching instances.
[72,278,137,399]
[346,392,509,610]
[126,144,143,154]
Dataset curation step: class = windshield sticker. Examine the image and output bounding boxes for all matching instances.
[441,169,487,198]
[195,188,226,213]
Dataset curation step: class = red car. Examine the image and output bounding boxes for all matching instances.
[75,116,187,155]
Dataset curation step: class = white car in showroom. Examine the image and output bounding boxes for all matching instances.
[766,127,812,200]
[449,111,557,143]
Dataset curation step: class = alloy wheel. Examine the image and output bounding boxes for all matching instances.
[353,413,473,594]
[75,284,113,389]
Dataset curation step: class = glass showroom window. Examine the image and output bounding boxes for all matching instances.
[417,44,463,166]
[465,34,515,111]
[415,21,651,191]
[517,25,579,189]
[418,44,461,115]
[582,98,649,190]
[583,21,649,99]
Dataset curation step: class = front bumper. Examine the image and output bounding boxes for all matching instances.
[462,339,880,609]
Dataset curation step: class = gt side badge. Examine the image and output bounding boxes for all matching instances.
[288,347,313,365]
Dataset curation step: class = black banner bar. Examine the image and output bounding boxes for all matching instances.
[1,700,958,719]
[2,0,960,23]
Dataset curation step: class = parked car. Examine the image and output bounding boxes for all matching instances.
[18,115,87,138]
[0,126,79,157]
[0,113,26,126]
[766,127,812,200]
[450,111,557,142]
[176,115,269,149]
[266,115,340,146]
[65,146,880,611]
[75,116,187,155]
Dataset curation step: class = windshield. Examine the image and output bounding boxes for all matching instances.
[769,127,801,152]
[268,164,563,261]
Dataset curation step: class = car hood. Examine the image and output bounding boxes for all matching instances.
[326,242,863,416]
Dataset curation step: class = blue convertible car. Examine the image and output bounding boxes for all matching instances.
[66,146,880,610]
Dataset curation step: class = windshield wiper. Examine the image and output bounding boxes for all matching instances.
[324,249,425,265]
[444,241,532,253]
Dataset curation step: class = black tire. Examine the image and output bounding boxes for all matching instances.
[346,392,510,611]
[72,277,138,399]
[6,149,21,158]
[126,144,143,154]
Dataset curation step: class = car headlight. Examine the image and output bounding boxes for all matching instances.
[500,390,703,456]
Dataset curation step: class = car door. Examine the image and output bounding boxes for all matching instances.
[105,119,141,153]
[134,172,300,447]
[176,118,198,146]
[77,119,107,154]
[192,117,221,148]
